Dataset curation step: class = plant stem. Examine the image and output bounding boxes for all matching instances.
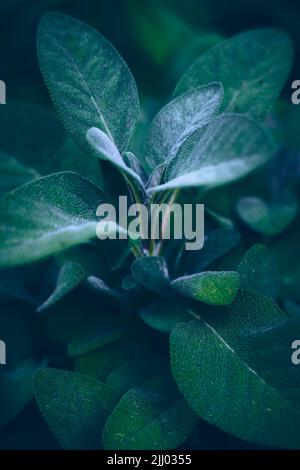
[157,188,181,256]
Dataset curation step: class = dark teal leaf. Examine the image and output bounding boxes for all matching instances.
[131,256,172,295]
[87,276,123,300]
[237,192,298,236]
[38,262,86,312]
[174,30,293,120]
[67,314,134,357]
[238,244,278,299]
[103,375,198,450]
[0,359,42,427]
[0,152,38,198]
[189,228,240,272]
[34,367,119,449]
[170,291,300,448]
[138,299,192,332]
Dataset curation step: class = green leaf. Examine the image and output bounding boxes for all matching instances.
[131,256,172,295]
[138,299,192,333]
[86,127,144,197]
[237,192,298,236]
[34,368,119,449]
[170,291,300,448]
[103,375,198,450]
[238,244,278,299]
[174,29,293,120]
[172,271,240,305]
[150,114,271,192]
[87,276,123,300]
[67,314,134,357]
[38,262,86,312]
[0,152,38,198]
[188,228,240,272]
[0,359,40,427]
[37,13,139,154]
[124,151,148,184]
[144,83,223,169]
[0,172,120,268]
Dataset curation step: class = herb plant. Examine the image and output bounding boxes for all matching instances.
[0,12,300,450]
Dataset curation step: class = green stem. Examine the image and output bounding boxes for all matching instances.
[157,188,181,256]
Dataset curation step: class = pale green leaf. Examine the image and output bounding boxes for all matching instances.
[150,114,272,192]
[172,271,240,305]
[144,83,223,169]
[0,172,120,268]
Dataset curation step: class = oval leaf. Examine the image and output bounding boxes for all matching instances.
[37,13,139,154]
[34,367,119,449]
[172,271,240,305]
[174,29,293,120]
[150,114,272,193]
[103,375,198,450]
[0,172,118,268]
[144,83,223,169]
[38,262,86,312]
[131,256,172,295]
[170,291,300,448]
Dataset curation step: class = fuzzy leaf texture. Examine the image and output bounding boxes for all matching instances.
[37,13,139,154]
[0,172,122,267]
[34,368,120,449]
[103,375,198,450]
[172,271,240,305]
[170,291,300,448]
[174,29,293,120]
[150,114,272,192]
[144,83,223,169]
